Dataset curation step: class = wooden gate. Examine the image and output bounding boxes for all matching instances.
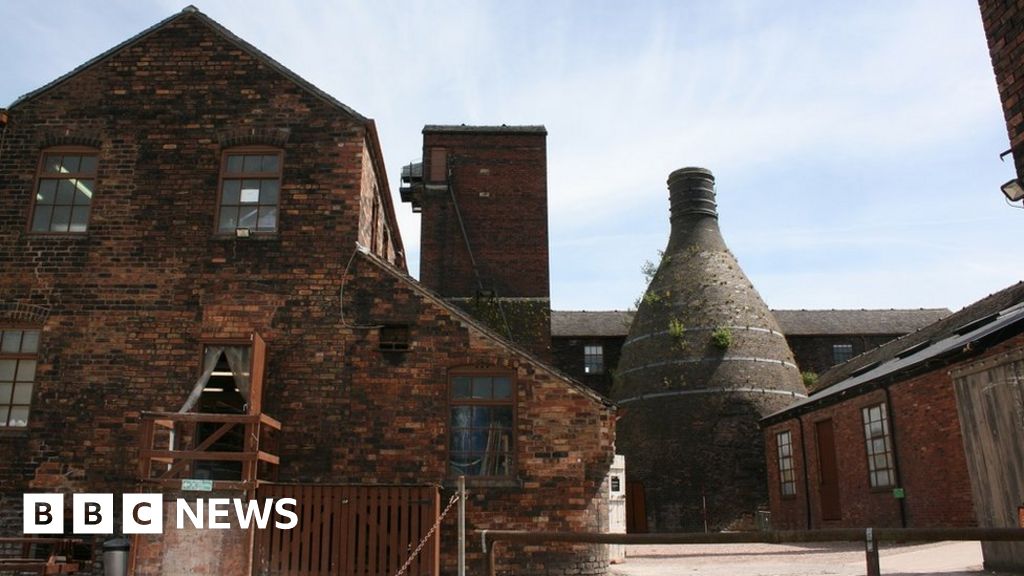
[254,485,441,576]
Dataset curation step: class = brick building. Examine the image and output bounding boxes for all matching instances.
[550,309,947,397]
[761,282,1024,532]
[0,7,614,576]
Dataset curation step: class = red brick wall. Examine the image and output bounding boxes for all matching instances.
[0,11,613,576]
[980,0,1024,178]
[764,361,978,529]
[418,129,549,300]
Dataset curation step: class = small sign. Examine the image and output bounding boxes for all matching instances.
[181,479,214,492]
[892,487,905,499]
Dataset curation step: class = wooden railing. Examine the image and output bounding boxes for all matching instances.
[0,537,85,575]
[138,411,281,491]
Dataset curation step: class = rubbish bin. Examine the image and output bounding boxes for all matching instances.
[103,537,130,576]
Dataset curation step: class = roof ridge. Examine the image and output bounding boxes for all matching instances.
[8,6,368,123]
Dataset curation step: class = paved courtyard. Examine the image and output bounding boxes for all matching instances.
[609,541,1015,576]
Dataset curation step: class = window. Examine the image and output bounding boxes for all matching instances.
[31,149,97,233]
[862,403,895,488]
[584,344,604,375]
[449,373,514,477]
[776,430,796,497]
[832,343,853,365]
[0,329,40,427]
[217,149,282,234]
[379,325,410,351]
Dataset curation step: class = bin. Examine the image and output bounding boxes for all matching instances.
[103,537,130,576]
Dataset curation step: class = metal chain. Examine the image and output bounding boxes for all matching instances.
[393,492,460,576]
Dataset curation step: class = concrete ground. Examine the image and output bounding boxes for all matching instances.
[609,541,1019,576]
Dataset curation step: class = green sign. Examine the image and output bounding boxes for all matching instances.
[181,478,214,492]
[892,487,905,499]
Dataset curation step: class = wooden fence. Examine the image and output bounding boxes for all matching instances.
[254,485,440,576]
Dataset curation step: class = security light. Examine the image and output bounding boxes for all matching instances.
[235,227,252,238]
[1001,178,1024,202]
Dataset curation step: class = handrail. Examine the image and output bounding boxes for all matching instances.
[137,411,279,491]
[480,528,1024,576]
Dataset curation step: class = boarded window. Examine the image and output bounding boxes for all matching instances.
[429,147,447,182]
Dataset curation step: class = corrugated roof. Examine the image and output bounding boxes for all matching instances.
[763,281,1024,424]
[771,308,949,335]
[550,308,948,338]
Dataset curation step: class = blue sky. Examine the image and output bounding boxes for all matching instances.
[2,1,1020,313]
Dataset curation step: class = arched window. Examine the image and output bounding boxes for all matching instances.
[217,147,282,234]
[30,147,98,233]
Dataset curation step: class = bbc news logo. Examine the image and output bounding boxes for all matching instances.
[24,494,298,534]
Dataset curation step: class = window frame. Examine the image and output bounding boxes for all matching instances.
[215,146,284,236]
[776,430,797,498]
[28,146,98,235]
[0,327,41,428]
[447,369,516,479]
[583,344,604,375]
[832,343,854,365]
[861,402,896,490]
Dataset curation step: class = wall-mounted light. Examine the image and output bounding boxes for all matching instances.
[1001,179,1024,202]
[235,227,252,238]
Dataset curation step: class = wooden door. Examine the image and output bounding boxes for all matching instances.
[815,419,842,521]
[625,480,648,533]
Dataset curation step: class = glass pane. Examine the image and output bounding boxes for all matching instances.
[0,382,11,402]
[56,180,76,204]
[240,180,260,203]
[20,331,39,354]
[449,426,471,451]
[0,361,16,381]
[221,180,241,205]
[74,180,94,203]
[471,377,491,399]
[69,206,90,232]
[260,180,279,204]
[219,207,238,232]
[31,206,52,232]
[61,155,81,173]
[242,155,261,173]
[0,407,9,427]
[50,206,71,232]
[79,155,97,174]
[37,180,57,204]
[15,360,36,382]
[492,377,511,399]
[452,377,471,398]
[257,207,278,232]
[262,155,279,172]
[238,207,257,229]
[491,406,513,427]
[12,383,32,404]
[226,155,243,174]
[450,406,471,428]
[44,155,62,173]
[8,406,29,427]
[872,438,886,454]
[1,331,21,353]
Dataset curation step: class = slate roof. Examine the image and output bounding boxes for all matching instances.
[771,308,949,335]
[550,308,949,338]
[763,281,1024,424]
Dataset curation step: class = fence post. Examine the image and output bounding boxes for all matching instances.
[865,527,881,576]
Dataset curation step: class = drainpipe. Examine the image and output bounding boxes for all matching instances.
[881,385,908,528]
[797,415,813,530]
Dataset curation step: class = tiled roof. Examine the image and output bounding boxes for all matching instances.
[764,281,1024,423]
[771,308,949,335]
[550,308,949,338]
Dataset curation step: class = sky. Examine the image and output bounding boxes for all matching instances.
[2,1,1020,314]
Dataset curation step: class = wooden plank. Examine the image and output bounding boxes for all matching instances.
[344,486,359,576]
[270,486,286,574]
[141,412,259,423]
[388,487,401,573]
[249,333,266,415]
[318,486,332,574]
[308,485,322,576]
[366,486,379,576]
[140,449,257,462]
